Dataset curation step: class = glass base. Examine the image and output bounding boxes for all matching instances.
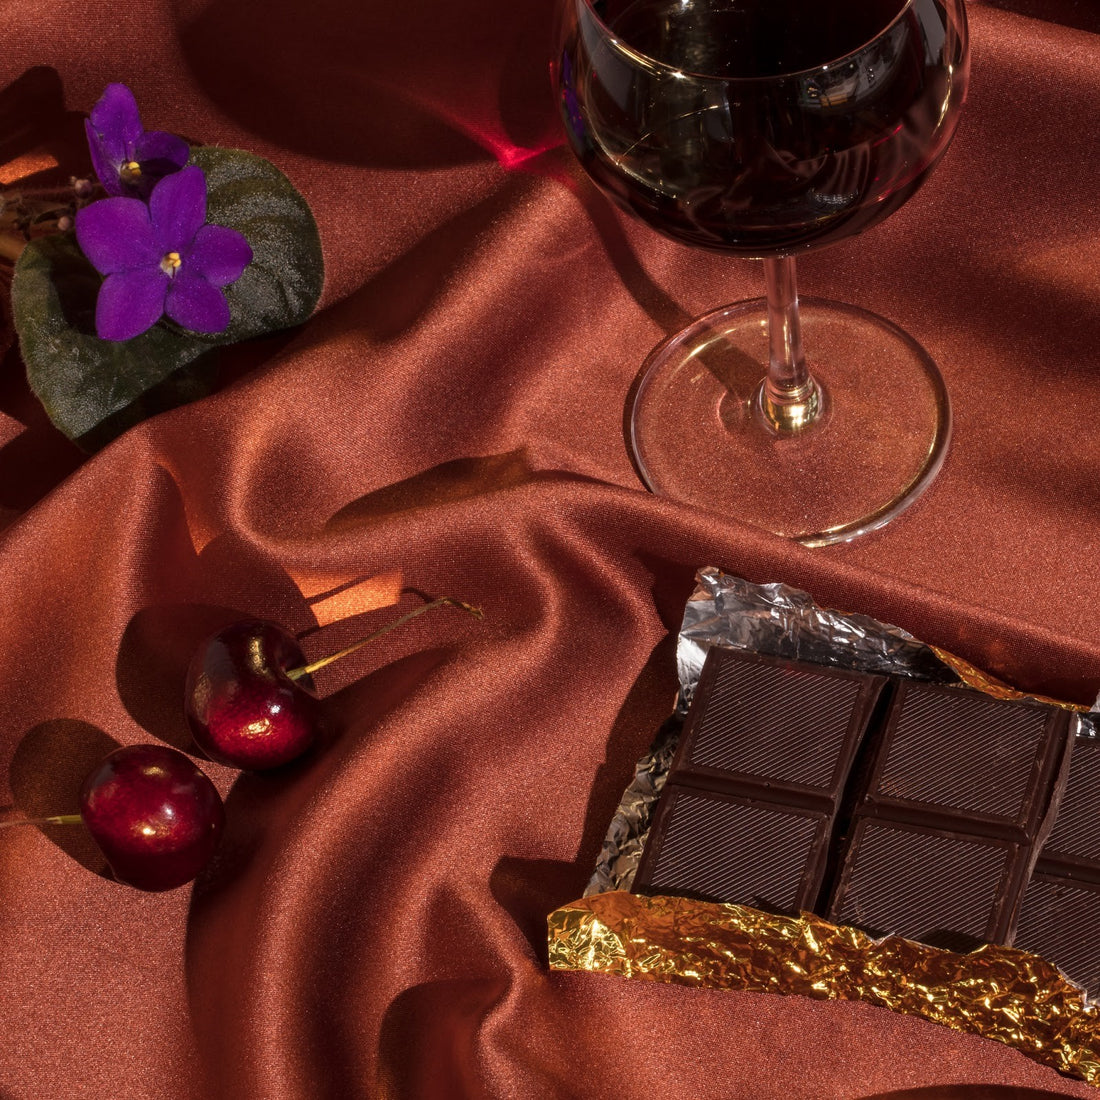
[628,298,951,547]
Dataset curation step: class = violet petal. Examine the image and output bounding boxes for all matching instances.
[95,268,170,341]
[134,130,190,178]
[76,198,159,274]
[165,270,231,333]
[185,225,253,287]
[85,118,124,197]
[149,167,206,252]
[88,83,143,155]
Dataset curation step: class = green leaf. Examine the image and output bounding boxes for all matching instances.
[12,146,324,447]
[191,146,324,345]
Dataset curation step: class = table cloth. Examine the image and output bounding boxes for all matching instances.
[1,0,1099,1096]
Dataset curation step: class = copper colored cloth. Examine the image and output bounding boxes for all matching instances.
[1,1,1100,1097]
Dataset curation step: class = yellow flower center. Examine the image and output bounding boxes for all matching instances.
[160,251,182,275]
[120,160,142,181]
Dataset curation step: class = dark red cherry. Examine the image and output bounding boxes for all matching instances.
[79,744,224,892]
[184,619,321,770]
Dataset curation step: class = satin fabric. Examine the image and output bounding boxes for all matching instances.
[1,0,1099,1096]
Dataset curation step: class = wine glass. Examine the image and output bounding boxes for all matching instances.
[553,0,969,545]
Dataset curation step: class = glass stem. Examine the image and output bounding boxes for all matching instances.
[759,255,821,432]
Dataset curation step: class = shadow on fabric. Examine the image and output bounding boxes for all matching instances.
[377,977,510,1098]
[117,601,259,755]
[326,450,541,530]
[0,337,83,527]
[173,0,561,169]
[115,524,325,754]
[0,67,93,525]
[490,631,681,962]
[7,718,117,875]
[0,66,89,183]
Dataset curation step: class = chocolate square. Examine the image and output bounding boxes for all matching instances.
[858,681,1068,838]
[671,647,888,811]
[635,785,831,911]
[633,647,888,913]
[827,818,1029,949]
[1008,735,1100,984]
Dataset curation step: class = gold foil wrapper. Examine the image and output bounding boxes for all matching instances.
[931,645,1090,712]
[548,891,1100,1086]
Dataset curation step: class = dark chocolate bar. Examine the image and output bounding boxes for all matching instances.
[634,648,888,910]
[633,646,1079,973]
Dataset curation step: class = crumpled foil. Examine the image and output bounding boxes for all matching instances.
[553,567,1100,1087]
[548,892,1100,1086]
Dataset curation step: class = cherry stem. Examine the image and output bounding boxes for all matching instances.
[0,814,82,830]
[288,596,483,681]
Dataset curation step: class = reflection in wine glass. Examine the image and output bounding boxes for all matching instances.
[554,0,969,544]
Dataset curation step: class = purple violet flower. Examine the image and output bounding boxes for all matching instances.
[85,83,190,199]
[75,166,253,342]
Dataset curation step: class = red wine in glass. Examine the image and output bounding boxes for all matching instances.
[555,0,969,543]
